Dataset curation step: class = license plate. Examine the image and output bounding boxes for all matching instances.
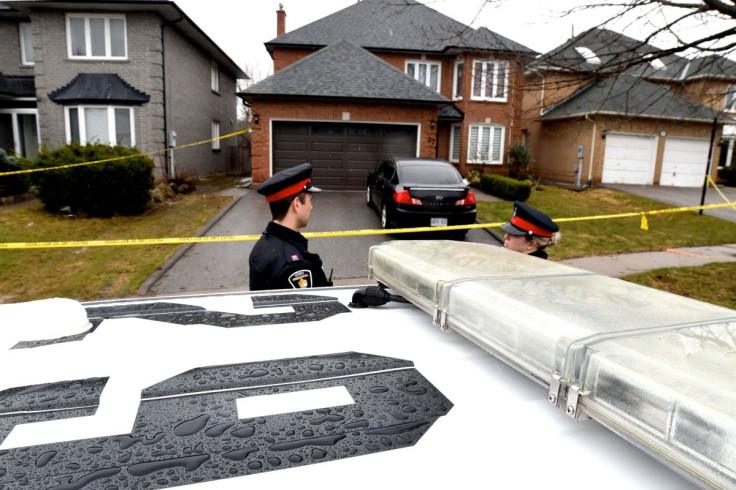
[430,217,448,227]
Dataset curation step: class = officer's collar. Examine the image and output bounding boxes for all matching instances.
[266,221,308,246]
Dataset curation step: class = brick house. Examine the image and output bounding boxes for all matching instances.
[0,0,245,180]
[239,0,536,189]
[523,28,732,187]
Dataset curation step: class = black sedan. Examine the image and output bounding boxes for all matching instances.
[367,157,476,234]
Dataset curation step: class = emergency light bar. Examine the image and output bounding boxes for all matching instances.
[368,240,736,489]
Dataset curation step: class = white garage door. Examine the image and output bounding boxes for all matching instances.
[602,133,658,185]
[660,137,710,187]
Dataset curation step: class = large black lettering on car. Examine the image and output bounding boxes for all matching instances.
[0,295,453,489]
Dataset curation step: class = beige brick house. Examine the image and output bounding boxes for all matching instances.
[523,28,733,188]
[0,0,245,179]
[239,0,536,189]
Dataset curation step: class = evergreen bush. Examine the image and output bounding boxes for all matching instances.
[33,143,154,217]
[506,143,532,180]
[0,149,31,197]
[480,173,532,201]
[718,166,736,187]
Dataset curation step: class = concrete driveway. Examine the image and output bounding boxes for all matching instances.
[145,190,501,295]
[604,183,736,223]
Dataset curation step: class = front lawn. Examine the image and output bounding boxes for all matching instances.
[476,186,736,260]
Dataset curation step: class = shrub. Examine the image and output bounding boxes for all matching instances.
[718,166,736,187]
[480,173,532,202]
[465,168,481,187]
[32,143,154,217]
[507,143,532,180]
[0,149,32,197]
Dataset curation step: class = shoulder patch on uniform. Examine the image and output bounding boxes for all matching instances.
[289,254,300,261]
[288,269,313,289]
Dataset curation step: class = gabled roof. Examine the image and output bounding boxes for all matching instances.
[0,74,34,97]
[266,0,535,55]
[531,28,688,81]
[0,0,246,79]
[683,55,736,81]
[239,41,450,105]
[48,73,150,104]
[539,74,727,123]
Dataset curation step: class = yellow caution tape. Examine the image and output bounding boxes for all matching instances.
[708,175,735,213]
[0,128,251,177]
[1,201,735,250]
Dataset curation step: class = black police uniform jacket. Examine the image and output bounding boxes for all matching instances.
[249,221,332,291]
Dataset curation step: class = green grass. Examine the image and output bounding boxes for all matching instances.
[0,191,232,304]
[622,262,736,309]
[477,186,736,260]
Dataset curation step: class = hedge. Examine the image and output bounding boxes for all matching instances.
[32,143,154,217]
[480,173,532,202]
[0,149,31,198]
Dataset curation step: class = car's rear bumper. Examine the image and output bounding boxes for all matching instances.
[392,206,477,228]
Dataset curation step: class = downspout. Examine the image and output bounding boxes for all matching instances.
[584,114,596,187]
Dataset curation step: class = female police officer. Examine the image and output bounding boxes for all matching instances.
[249,163,333,290]
[500,201,561,260]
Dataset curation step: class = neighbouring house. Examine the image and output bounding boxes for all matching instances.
[523,28,733,188]
[0,0,246,180]
[239,0,536,189]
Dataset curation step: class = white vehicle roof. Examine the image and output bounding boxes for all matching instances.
[1,241,731,489]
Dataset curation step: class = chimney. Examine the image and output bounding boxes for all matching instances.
[277,4,286,37]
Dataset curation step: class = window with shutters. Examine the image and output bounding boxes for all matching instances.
[467,124,504,164]
[471,60,508,102]
[406,61,441,92]
[450,124,461,162]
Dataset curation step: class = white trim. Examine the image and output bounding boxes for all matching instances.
[449,124,461,163]
[471,59,509,102]
[19,23,34,66]
[405,60,442,93]
[66,13,127,60]
[0,108,40,157]
[64,105,135,147]
[452,60,463,100]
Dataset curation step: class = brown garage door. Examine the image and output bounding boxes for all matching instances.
[272,122,417,190]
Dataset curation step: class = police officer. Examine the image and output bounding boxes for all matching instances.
[500,201,561,260]
[249,163,333,290]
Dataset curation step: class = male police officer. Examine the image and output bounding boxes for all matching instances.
[249,163,333,290]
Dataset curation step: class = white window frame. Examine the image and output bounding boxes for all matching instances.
[405,60,441,92]
[211,61,220,93]
[212,120,220,150]
[725,85,736,113]
[66,14,127,60]
[64,105,135,147]
[453,60,463,100]
[449,124,461,163]
[19,23,34,66]
[467,124,505,165]
[471,60,509,102]
[0,108,40,157]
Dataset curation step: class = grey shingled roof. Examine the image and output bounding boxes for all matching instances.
[48,73,150,104]
[683,55,736,80]
[266,0,535,55]
[540,74,726,123]
[240,41,450,104]
[0,74,34,97]
[531,28,688,81]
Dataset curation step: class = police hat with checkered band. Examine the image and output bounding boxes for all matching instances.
[257,163,322,202]
[500,201,559,237]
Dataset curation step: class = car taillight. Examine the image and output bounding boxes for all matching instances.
[455,191,476,206]
[393,190,422,205]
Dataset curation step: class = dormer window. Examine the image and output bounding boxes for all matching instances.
[649,58,666,70]
[67,14,127,60]
[575,47,601,65]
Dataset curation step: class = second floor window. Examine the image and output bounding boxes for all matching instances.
[406,61,440,92]
[67,15,127,59]
[66,106,134,147]
[19,23,34,65]
[211,61,220,93]
[453,61,463,99]
[726,85,736,112]
[472,60,509,102]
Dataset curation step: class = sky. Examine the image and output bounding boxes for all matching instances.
[171,0,726,80]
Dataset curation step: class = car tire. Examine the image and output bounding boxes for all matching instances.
[381,203,391,229]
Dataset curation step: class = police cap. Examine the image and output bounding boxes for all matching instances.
[500,201,559,238]
[257,163,322,202]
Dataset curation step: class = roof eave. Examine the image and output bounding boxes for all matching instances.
[539,110,725,124]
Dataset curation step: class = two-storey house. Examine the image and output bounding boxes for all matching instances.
[0,0,246,180]
[523,28,731,188]
[239,0,536,189]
